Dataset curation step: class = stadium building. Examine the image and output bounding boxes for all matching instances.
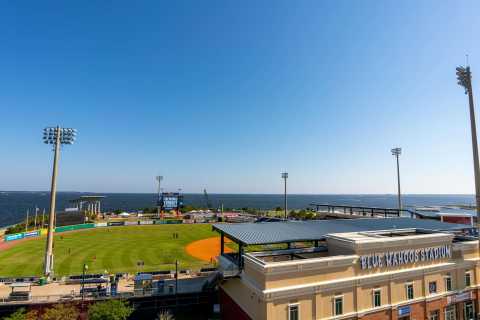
[213,218,478,320]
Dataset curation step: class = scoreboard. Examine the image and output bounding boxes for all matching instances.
[158,192,183,211]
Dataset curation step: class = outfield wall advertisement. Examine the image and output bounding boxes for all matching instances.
[4,230,40,242]
[55,223,95,233]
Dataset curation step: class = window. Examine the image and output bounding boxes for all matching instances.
[429,310,440,320]
[465,271,471,287]
[445,305,456,320]
[288,304,299,320]
[334,296,343,316]
[373,289,381,307]
[406,283,414,300]
[465,302,475,320]
[429,281,437,294]
[445,276,452,292]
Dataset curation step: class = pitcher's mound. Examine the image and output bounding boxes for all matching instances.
[185,237,233,262]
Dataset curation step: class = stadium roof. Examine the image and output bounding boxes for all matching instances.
[212,218,471,245]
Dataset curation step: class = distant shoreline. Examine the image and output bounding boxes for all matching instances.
[0,191,475,196]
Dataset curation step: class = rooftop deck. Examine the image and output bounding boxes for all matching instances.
[213,218,474,273]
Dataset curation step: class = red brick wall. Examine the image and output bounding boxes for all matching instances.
[360,296,479,320]
[425,298,445,320]
[220,288,252,320]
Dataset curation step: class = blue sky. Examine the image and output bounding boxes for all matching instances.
[0,1,479,194]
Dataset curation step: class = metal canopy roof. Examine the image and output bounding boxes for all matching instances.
[212,218,470,245]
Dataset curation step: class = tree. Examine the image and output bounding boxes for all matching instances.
[88,300,133,320]
[40,304,78,320]
[25,310,38,320]
[2,308,39,320]
[2,308,26,320]
[156,310,174,320]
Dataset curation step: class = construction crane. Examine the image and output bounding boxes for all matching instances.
[203,189,212,209]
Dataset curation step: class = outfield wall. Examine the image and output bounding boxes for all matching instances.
[3,220,185,242]
[3,230,41,242]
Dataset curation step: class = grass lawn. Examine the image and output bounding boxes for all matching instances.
[0,224,216,277]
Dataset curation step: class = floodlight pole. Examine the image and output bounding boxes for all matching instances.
[282,172,288,220]
[395,154,401,210]
[44,126,61,278]
[457,65,480,241]
[34,206,38,230]
[25,209,29,232]
[156,176,163,218]
[177,188,182,217]
[391,148,402,210]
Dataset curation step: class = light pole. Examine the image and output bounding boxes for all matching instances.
[391,148,402,210]
[43,126,77,278]
[281,172,288,220]
[177,188,182,217]
[34,206,38,230]
[81,263,88,306]
[25,209,29,232]
[457,65,480,239]
[156,176,163,218]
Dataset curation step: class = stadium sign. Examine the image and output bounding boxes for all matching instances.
[158,192,184,211]
[359,245,451,270]
[4,233,24,242]
[24,230,40,238]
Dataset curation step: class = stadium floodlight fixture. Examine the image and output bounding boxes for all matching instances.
[43,127,77,145]
[391,147,402,156]
[456,66,471,95]
[43,126,77,278]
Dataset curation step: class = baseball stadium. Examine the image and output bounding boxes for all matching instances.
[0,223,225,277]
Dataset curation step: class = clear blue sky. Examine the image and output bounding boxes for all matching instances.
[1,1,479,194]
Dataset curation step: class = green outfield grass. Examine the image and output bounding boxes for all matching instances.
[0,224,216,277]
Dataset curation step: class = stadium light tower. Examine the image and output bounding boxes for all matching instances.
[457,65,480,240]
[43,126,77,277]
[391,148,402,210]
[281,172,288,220]
[156,176,163,218]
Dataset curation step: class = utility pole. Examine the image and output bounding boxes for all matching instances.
[391,148,402,210]
[457,65,480,241]
[281,172,288,219]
